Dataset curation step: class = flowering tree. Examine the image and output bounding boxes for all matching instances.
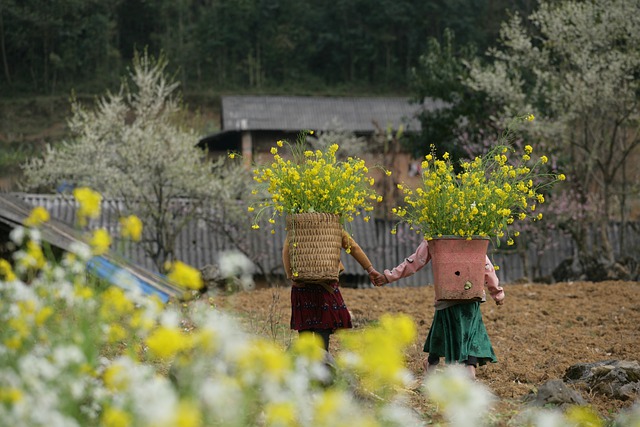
[20,51,252,272]
[464,0,640,273]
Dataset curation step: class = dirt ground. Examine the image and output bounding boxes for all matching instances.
[214,280,640,421]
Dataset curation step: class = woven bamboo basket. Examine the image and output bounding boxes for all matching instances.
[286,213,343,283]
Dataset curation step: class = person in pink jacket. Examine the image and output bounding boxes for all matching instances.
[373,239,505,379]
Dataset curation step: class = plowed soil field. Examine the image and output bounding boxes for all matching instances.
[214,280,640,421]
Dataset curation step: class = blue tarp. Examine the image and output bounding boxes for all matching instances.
[87,256,173,303]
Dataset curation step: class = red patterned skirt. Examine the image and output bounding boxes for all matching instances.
[290,282,352,332]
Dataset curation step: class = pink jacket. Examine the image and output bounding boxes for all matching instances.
[383,240,505,304]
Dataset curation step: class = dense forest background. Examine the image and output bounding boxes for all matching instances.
[0,0,537,96]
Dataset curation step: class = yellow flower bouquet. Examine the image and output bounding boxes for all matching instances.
[250,131,382,283]
[392,116,566,245]
[250,131,382,228]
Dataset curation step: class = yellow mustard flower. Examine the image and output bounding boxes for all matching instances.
[100,287,134,319]
[249,130,381,228]
[146,326,193,359]
[119,215,143,241]
[238,339,291,381]
[102,365,129,391]
[0,259,17,282]
[0,388,23,404]
[264,402,296,427]
[73,187,102,226]
[101,406,132,427]
[18,240,46,270]
[166,260,203,290]
[90,228,111,255]
[292,333,325,361]
[565,405,604,427]
[172,400,202,427]
[24,206,50,228]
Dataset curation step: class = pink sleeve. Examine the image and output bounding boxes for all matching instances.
[484,256,505,303]
[383,240,431,283]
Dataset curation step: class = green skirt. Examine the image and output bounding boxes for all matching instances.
[424,301,497,366]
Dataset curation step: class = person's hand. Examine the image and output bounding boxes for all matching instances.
[368,268,380,286]
[367,268,386,287]
[370,269,388,287]
[376,274,389,286]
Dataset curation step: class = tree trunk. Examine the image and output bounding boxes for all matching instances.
[0,11,11,85]
[599,180,615,264]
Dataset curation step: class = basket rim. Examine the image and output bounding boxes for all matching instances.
[428,235,490,240]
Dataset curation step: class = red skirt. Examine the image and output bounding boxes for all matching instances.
[290,282,352,332]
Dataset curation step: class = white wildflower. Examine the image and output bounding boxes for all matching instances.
[200,378,246,422]
[218,250,255,288]
[52,345,86,368]
[9,226,25,244]
[111,268,144,300]
[423,365,495,427]
[159,308,181,328]
[29,228,42,243]
[68,241,92,261]
[512,407,567,427]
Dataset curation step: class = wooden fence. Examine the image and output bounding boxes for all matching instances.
[12,193,640,287]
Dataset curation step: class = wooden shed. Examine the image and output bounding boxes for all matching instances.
[198,95,445,183]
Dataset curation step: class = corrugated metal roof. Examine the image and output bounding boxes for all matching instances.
[0,193,183,301]
[221,95,445,132]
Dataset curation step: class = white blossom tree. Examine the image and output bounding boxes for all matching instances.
[465,0,640,271]
[20,51,253,272]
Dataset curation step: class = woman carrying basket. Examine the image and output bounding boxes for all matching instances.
[283,230,382,352]
[373,239,505,379]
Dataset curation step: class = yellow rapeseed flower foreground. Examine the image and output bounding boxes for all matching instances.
[337,313,417,397]
[392,115,566,244]
[73,186,102,227]
[23,206,50,228]
[0,259,17,282]
[90,228,112,255]
[250,131,385,228]
[146,325,194,360]
[119,215,143,242]
[165,260,204,291]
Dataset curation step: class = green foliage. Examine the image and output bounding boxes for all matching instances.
[407,29,493,159]
[0,145,36,174]
[0,0,538,96]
